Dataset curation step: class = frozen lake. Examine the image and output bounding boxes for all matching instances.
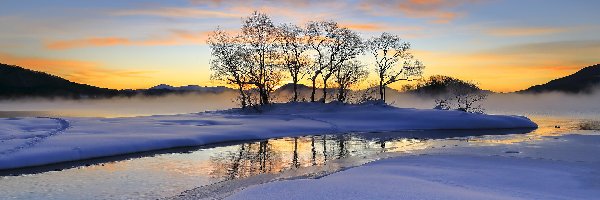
[1,116,597,199]
[0,96,598,199]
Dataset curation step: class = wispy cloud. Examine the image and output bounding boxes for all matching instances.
[485,26,570,37]
[413,40,600,92]
[45,30,214,50]
[189,0,328,7]
[340,22,421,31]
[490,40,600,56]
[359,0,479,23]
[112,7,240,18]
[342,23,384,31]
[0,52,153,88]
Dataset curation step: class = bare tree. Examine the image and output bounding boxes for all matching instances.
[306,21,364,103]
[209,12,285,107]
[434,80,487,113]
[239,11,283,105]
[276,23,309,102]
[367,32,424,102]
[453,88,487,114]
[208,29,252,108]
[335,60,369,103]
[306,21,330,102]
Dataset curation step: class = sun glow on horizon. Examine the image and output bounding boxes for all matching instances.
[0,0,598,92]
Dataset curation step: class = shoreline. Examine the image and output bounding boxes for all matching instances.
[218,133,600,200]
[0,102,537,170]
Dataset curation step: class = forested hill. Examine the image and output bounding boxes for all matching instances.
[520,64,600,93]
[403,75,486,97]
[0,63,121,98]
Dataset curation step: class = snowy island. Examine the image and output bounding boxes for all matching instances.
[0,102,537,170]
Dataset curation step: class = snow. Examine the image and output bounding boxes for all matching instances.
[227,154,600,200]
[0,102,536,170]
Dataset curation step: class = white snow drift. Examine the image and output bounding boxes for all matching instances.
[0,102,536,170]
[228,154,599,200]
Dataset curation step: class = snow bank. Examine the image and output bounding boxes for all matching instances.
[228,154,599,200]
[0,103,536,170]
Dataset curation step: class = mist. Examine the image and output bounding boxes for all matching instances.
[387,88,600,120]
[1,88,598,120]
[0,92,238,118]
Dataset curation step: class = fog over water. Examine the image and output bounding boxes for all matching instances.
[388,89,600,119]
[0,89,599,119]
[0,93,238,118]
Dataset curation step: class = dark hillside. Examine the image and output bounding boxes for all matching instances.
[0,63,121,98]
[521,64,600,93]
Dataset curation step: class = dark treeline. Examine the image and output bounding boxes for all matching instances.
[208,12,425,108]
[520,64,600,94]
[0,63,124,99]
[402,75,483,96]
[0,63,230,99]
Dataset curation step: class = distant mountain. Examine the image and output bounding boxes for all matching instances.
[272,83,338,101]
[520,64,600,93]
[273,83,315,95]
[0,63,237,99]
[148,84,232,93]
[0,63,123,98]
[272,83,407,102]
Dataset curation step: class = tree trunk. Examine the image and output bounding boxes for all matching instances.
[379,80,385,102]
[292,77,298,102]
[322,80,327,103]
[258,86,269,105]
[292,137,299,168]
[310,75,317,102]
[261,90,269,105]
[337,86,345,103]
[237,84,247,108]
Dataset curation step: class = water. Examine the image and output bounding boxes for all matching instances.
[0,134,441,199]
[0,98,598,199]
[0,95,236,118]
[1,116,591,200]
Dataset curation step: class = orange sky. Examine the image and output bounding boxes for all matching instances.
[0,0,598,92]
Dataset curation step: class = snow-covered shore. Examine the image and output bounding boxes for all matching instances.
[227,154,599,200]
[0,102,536,170]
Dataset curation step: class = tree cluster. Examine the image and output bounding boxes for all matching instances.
[429,77,488,113]
[208,12,424,108]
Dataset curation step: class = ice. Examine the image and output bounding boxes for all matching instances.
[228,154,600,200]
[0,102,536,170]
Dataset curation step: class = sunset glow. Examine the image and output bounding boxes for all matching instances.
[1,0,598,92]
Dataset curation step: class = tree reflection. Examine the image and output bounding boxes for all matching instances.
[292,137,299,168]
[337,134,348,159]
[311,136,317,166]
[210,141,279,180]
[208,133,431,181]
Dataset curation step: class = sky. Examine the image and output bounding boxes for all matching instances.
[1,0,599,92]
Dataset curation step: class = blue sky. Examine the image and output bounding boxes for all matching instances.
[1,0,599,91]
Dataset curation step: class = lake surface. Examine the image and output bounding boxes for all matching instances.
[0,116,595,200]
[0,97,598,199]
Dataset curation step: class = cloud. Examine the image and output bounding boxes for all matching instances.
[338,22,425,38]
[490,40,600,56]
[412,40,600,92]
[45,30,214,50]
[0,52,153,88]
[112,1,469,27]
[226,5,335,24]
[359,0,479,23]
[341,23,385,31]
[485,27,570,37]
[189,0,325,7]
[113,2,338,24]
[112,7,240,18]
